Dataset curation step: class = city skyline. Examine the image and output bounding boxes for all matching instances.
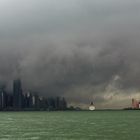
[0,78,67,111]
[0,77,136,110]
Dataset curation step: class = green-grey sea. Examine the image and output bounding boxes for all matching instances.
[0,111,139,140]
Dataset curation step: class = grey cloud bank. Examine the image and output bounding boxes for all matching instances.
[0,0,140,108]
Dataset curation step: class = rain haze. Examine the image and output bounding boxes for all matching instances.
[0,0,140,109]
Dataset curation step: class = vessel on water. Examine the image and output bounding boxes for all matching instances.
[89,102,95,111]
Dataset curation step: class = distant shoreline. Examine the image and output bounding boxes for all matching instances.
[0,108,139,112]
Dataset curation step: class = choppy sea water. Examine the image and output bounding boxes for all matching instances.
[0,111,139,140]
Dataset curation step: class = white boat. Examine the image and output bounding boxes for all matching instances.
[89,102,95,111]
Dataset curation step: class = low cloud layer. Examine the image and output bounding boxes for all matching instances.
[0,0,140,108]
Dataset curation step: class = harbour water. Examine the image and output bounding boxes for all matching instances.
[0,111,139,140]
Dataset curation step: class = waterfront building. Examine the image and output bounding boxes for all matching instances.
[0,86,7,110]
[32,95,35,107]
[0,91,6,109]
[13,79,23,109]
[132,98,140,109]
[61,97,67,110]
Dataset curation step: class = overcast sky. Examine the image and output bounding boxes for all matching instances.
[0,0,140,109]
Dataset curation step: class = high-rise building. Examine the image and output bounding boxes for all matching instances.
[32,95,36,107]
[0,85,7,110]
[13,79,23,109]
[61,97,67,110]
[0,92,6,109]
[55,96,60,110]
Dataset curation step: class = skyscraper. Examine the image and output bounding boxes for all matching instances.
[13,79,23,109]
[0,86,6,110]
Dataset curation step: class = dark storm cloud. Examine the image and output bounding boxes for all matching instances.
[0,0,140,108]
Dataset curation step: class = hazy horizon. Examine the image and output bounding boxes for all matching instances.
[0,0,140,109]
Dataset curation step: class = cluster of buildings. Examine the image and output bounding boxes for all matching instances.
[0,79,67,111]
[132,98,140,109]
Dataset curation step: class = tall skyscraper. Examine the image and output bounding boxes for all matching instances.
[13,79,23,109]
[0,85,6,110]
